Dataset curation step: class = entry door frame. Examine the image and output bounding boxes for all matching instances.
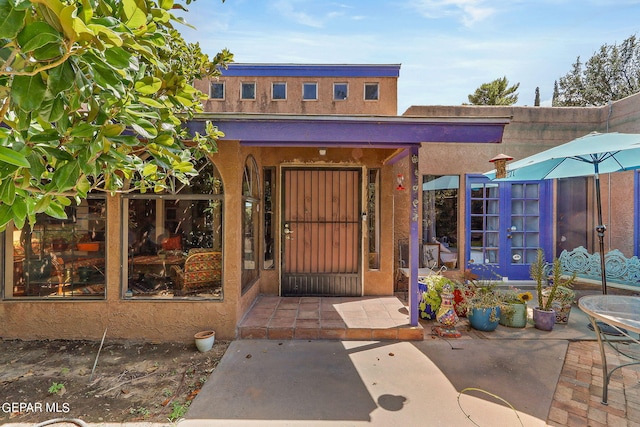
[466,175,553,280]
[280,166,364,296]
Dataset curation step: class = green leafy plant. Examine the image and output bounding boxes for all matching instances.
[0,0,233,231]
[168,401,190,422]
[48,382,65,394]
[531,248,577,311]
[130,406,150,417]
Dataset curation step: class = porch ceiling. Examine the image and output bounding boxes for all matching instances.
[188,113,511,148]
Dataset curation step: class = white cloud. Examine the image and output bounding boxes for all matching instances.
[408,0,496,27]
[272,0,325,28]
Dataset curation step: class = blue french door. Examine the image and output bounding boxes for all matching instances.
[466,176,552,280]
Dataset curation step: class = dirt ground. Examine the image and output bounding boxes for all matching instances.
[0,338,230,425]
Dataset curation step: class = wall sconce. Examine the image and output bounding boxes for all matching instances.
[489,153,514,179]
[319,147,327,156]
[396,173,405,190]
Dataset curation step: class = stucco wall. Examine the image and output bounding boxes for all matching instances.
[195,76,398,116]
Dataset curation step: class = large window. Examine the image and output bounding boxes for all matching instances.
[422,175,459,268]
[6,197,107,299]
[124,158,224,299]
[242,156,260,292]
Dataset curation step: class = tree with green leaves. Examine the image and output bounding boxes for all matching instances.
[0,0,233,232]
[534,87,540,106]
[467,76,519,105]
[554,34,640,106]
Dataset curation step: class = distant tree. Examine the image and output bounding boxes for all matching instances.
[534,87,540,106]
[555,34,640,106]
[552,81,560,106]
[467,76,519,105]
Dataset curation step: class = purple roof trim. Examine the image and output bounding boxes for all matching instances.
[219,63,401,78]
[186,115,509,146]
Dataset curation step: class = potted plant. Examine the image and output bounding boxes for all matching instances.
[461,282,502,332]
[530,249,575,331]
[498,288,533,328]
[418,275,453,320]
[542,260,577,324]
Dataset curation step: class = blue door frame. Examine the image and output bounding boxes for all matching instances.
[466,175,553,280]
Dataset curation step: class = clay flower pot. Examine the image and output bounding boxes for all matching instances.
[194,330,215,352]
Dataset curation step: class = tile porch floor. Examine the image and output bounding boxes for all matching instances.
[237,295,424,341]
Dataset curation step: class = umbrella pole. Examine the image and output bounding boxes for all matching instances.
[594,170,608,294]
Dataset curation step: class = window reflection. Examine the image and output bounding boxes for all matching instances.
[422,175,459,269]
[124,159,224,299]
[242,156,260,291]
[10,198,106,298]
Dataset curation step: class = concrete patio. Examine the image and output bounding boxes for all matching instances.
[183,288,640,426]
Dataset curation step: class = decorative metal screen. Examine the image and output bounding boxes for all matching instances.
[282,168,361,296]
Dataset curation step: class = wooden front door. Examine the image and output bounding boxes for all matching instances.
[282,168,362,296]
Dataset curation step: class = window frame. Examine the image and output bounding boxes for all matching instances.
[364,82,379,101]
[122,159,224,301]
[272,82,287,100]
[302,82,318,101]
[241,156,261,293]
[210,81,225,100]
[333,83,348,101]
[241,81,256,100]
[5,195,108,300]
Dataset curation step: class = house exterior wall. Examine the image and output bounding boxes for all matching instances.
[0,142,249,343]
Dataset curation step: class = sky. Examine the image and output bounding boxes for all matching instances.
[175,0,640,114]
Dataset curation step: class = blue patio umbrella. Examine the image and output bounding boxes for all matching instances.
[485,132,640,294]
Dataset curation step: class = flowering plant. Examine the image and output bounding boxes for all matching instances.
[500,287,533,305]
[418,274,455,319]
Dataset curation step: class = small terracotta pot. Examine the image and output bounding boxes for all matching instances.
[194,330,215,352]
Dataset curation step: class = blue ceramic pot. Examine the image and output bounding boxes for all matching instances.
[468,306,501,331]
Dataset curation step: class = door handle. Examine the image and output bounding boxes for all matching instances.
[284,223,294,240]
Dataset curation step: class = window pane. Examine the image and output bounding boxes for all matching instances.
[422,175,459,269]
[272,83,286,100]
[303,83,317,100]
[263,167,275,269]
[242,156,260,291]
[210,82,224,99]
[334,83,348,100]
[368,169,380,269]
[124,159,224,300]
[126,197,223,299]
[364,83,379,100]
[10,198,106,298]
[241,82,255,99]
